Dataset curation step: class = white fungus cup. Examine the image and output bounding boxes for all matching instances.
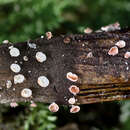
[37,76,49,87]
[36,52,47,63]
[14,74,25,84]
[21,88,32,98]
[10,63,21,73]
[9,47,20,57]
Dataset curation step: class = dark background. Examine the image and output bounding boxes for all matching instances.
[0,0,130,130]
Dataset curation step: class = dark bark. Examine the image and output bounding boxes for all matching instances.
[0,28,130,105]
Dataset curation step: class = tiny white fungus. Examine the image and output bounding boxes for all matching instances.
[8,46,14,49]
[6,80,12,89]
[20,61,23,64]
[41,35,44,38]
[3,40,9,44]
[101,22,120,32]
[23,56,28,61]
[9,47,20,57]
[14,61,18,63]
[36,52,47,63]
[14,74,25,84]
[87,52,93,58]
[124,52,130,59]
[37,76,49,87]
[27,42,36,49]
[115,40,126,48]
[28,70,31,73]
[126,67,129,70]
[68,97,76,105]
[10,63,21,73]
[21,88,32,98]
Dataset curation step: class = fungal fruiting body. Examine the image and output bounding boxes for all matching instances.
[10,63,21,73]
[84,27,93,34]
[6,80,12,89]
[37,76,49,87]
[23,56,28,61]
[21,88,32,98]
[108,46,118,56]
[87,52,93,58]
[48,102,59,112]
[36,52,47,63]
[115,40,126,48]
[9,47,20,57]
[3,40,9,44]
[27,42,37,49]
[101,22,120,32]
[41,35,44,38]
[8,46,13,49]
[66,72,78,82]
[46,32,52,40]
[30,102,37,107]
[69,85,80,95]
[68,97,76,105]
[14,74,25,84]
[124,52,130,59]
[63,37,71,44]
[70,105,80,113]
[10,102,18,108]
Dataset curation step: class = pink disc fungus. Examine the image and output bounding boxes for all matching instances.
[10,102,18,108]
[84,27,93,34]
[30,102,37,107]
[108,46,118,56]
[69,85,80,95]
[48,102,59,112]
[70,105,80,113]
[66,72,78,82]
[124,51,130,59]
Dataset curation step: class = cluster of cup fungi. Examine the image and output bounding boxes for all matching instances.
[3,32,81,113]
[3,22,130,113]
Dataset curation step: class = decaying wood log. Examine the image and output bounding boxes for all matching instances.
[0,28,130,108]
